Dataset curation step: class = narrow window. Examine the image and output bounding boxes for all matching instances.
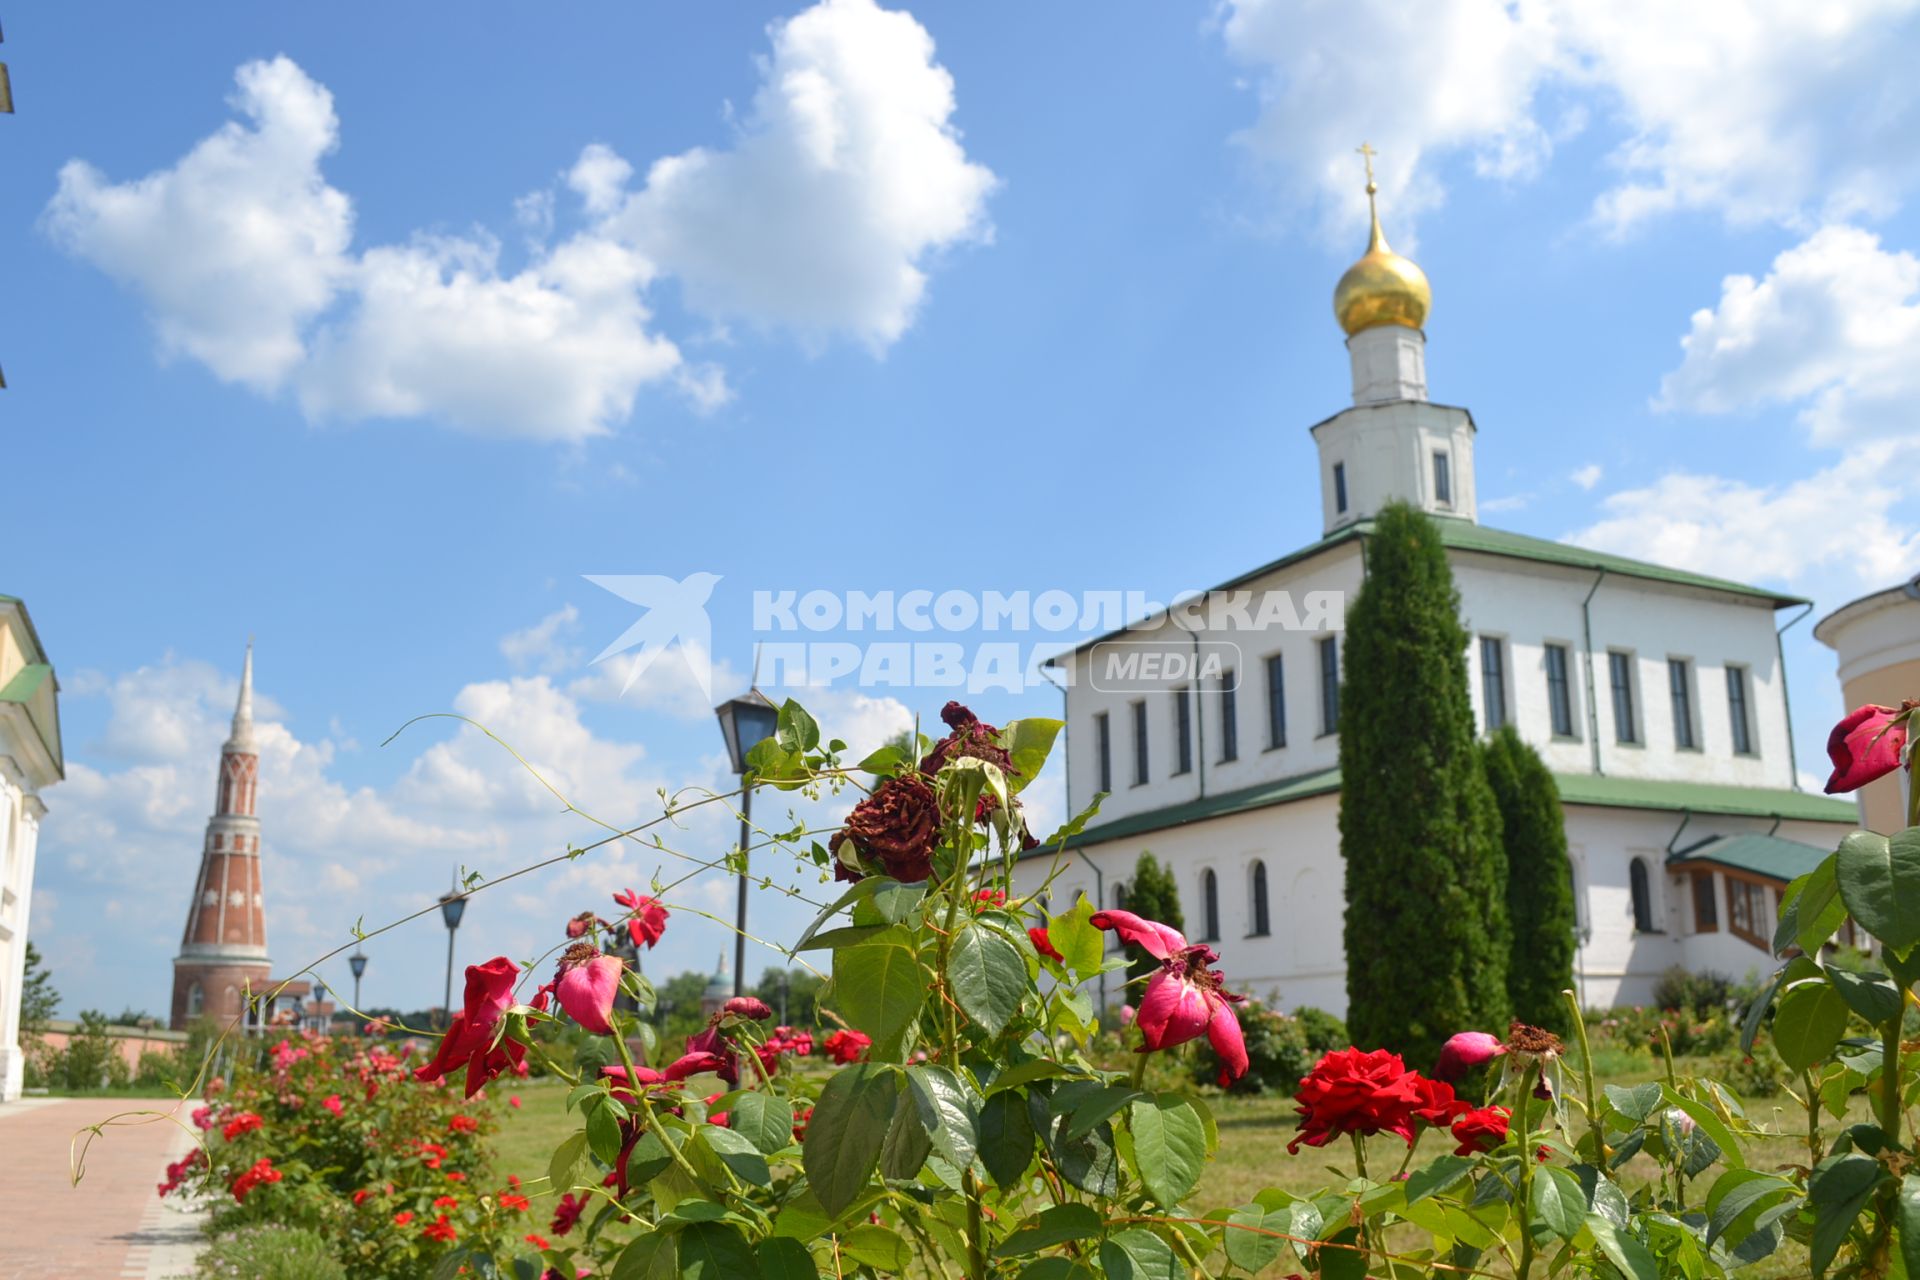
[1629,857,1655,932]
[1433,451,1452,506]
[1131,700,1149,786]
[1201,869,1220,942]
[1727,665,1754,755]
[1249,861,1271,937]
[1545,644,1574,737]
[187,983,204,1018]
[1174,687,1193,776]
[1319,637,1340,735]
[1218,670,1238,763]
[1691,872,1718,932]
[1610,651,1639,744]
[1669,658,1696,749]
[1480,636,1507,731]
[1333,462,1348,514]
[1727,878,1770,948]
[1094,712,1112,794]
[1265,653,1287,749]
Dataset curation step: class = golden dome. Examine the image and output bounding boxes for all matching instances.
[1333,166,1430,337]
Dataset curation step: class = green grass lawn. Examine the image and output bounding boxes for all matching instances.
[489,1057,1840,1276]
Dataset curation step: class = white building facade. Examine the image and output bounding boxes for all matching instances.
[1013,185,1856,1013]
[0,596,62,1103]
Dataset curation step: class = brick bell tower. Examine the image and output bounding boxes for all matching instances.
[170,643,271,1030]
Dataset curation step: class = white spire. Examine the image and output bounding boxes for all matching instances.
[226,639,256,752]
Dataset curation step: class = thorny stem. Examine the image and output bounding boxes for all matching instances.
[609,1015,705,1192]
[1564,989,1604,1165]
[1803,1067,1822,1168]
[1514,1059,1539,1280]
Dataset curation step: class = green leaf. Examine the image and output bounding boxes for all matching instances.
[1036,793,1106,849]
[1017,1261,1097,1280]
[1829,967,1904,1024]
[1000,718,1063,795]
[728,1092,796,1155]
[1054,1081,1146,1143]
[584,1095,623,1166]
[854,742,908,776]
[1532,1166,1586,1240]
[906,1065,979,1170]
[776,699,820,754]
[838,1224,910,1272]
[677,1221,756,1280]
[862,879,927,926]
[1098,1228,1182,1280]
[753,1237,816,1280]
[986,1060,1078,1095]
[1052,1117,1119,1197]
[1795,854,1849,956]
[994,1203,1103,1256]
[1837,829,1920,954]
[1126,1094,1207,1207]
[1810,1153,1885,1276]
[1044,894,1105,978]
[947,925,1026,1036]
[1586,1214,1658,1280]
[699,1125,771,1186]
[978,1090,1037,1190]
[802,1063,899,1218]
[547,1129,589,1195]
[1224,1205,1291,1274]
[1898,1174,1920,1280]
[794,924,889,953]
[1705,1169,1798,1248]
[1604,1082,1664,1123]
[1774,980,1853,1072]
[790,880,876,955]
[1659,1087,1746,1169]
[830,935,925,1051]
[878,1087,931,1180]
[1405,1155,1475,1204]
[624,1131,675,1188]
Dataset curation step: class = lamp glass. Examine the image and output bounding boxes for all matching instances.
[440,893,467,930]
[716,694,780,774]
[349,951,367,979]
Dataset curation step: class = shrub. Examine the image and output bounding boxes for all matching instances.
[1205,1001,1312,1095]
[1290,1005,1349,1055]
[1652,967,1734,1014]
[194,1225,345,1280]
[1711,1046,1784,1100]
[1480,725,1576,1034]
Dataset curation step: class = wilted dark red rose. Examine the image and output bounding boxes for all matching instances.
[1288,1047,1423,1153]
[1029,926,1064,964]
[1450,1105,1511,1155]
[919,702,1015,777]
[724,996,773,1021]
[1824,702,1913,794]
[836,775,940,882]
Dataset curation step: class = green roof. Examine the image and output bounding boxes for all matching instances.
[1669,833,1832,883]
[1552,772,1855,823]
[1051,518,1802,662]
[1038,767,1853,854]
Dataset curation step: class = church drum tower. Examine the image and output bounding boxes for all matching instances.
[169,644,271,1030]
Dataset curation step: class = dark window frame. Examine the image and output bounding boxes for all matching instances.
[1629,857,1658,933]
[1669,658,1697,751]
[1248,860,1271,937]
[1200,868,1220,942]
[1610,650,1640,745]
[1265,653,1287,750]
[1130,699,1149,787]
[1174,686,1194,776]
[1333,462,1348,514]
[1691,871,1718,932]
[1727,664,1755,756]
[1318,637,1340,736]
[1433,451,1452,506]
[1094,711,1112,794]
[1480,635,1507,732]
[1545,643,1575,738]
[1218,669,1238,763]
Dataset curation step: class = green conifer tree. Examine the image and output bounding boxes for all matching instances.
[1339,502,1510,1064]
[1120,852,1184,987]
[1480,725,1576,1034]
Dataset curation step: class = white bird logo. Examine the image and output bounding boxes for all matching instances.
[584,572,723,701]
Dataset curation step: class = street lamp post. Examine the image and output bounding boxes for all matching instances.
[349,949,368,1014]
[437,876,469,1030]
[714,689,780,999]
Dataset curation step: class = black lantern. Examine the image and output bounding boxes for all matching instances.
[348,949,368,1014]
[437,875,468,1030]
[713,689,779,997]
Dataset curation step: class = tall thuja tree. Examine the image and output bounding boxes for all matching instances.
[1339,502,1509,1062]
[1121,852,1184,987]
[1480,725,1576,1035]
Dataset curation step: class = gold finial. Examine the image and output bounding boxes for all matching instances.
[1332,142,1431,336]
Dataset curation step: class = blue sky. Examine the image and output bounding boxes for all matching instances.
[8,1,1918,1016]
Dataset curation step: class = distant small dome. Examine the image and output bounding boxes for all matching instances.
[1333,178,1431,336]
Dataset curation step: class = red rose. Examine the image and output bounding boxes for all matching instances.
[833,775,940,882]
[1029,927,1064,964]
[919,702,1015,777]
[1450,1105,1512,1155]
[823,1029,871,1065]
[1824,703,1912,794]
[1288,1048,1424,1153]
[1408,1073,1470,1128]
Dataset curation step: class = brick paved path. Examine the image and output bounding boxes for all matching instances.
[0,1097,205,1279]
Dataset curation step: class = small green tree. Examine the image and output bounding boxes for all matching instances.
[20,940,57,1040]
[1120,852,1184,986]
[1481,725,1576,1034]
[1340,502,1510,1064]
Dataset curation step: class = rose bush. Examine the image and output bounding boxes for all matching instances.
[146,695,1920,1278]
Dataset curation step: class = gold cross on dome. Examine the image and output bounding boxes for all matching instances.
[1356,141,1378,189]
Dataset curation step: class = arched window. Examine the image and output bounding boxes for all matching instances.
[1248,861,1271,937]
[186,983,203,1018]
[1201,869,1220,941]
[1629,858,1655,933]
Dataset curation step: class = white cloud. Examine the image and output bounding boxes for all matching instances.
[606,0,997,347]
[501,605,583,674]
[1567,445,1920,596]
[1481,493,1532,513]
[44,57,351,389]
[1217,0,1920,240]
[1571,464,1603,490]
[1658,225,1920,446]
[48,1,994,437]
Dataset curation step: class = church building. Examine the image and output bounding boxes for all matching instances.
[1014,168,1858,1012]
[170,644,273,1031]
